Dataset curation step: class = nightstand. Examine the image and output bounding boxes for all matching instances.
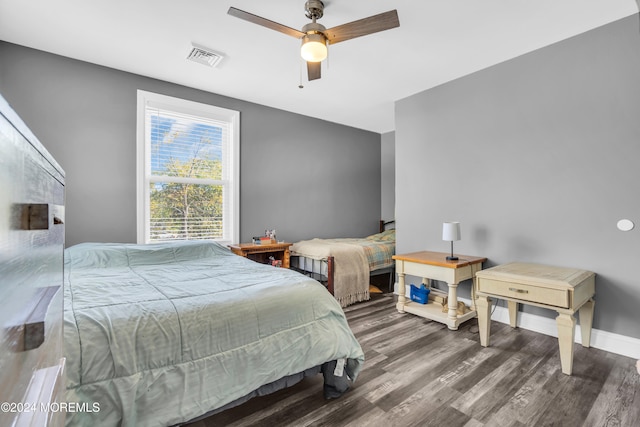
[475,262,595,375]
[228,242,293,268]
[393,251,486,330]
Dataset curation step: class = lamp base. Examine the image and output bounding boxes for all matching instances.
[446,256,459,261]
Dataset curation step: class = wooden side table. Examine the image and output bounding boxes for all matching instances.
[228,242,293,268]
[475,262,595,375]
[393,251,487,330]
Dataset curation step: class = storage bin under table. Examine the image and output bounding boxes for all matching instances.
[475,262,595,375]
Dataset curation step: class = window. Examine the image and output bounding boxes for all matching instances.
[136,90,239,244]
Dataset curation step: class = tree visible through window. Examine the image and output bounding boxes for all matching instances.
[137,91,239,244]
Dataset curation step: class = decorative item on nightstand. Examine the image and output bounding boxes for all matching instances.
[253,229,277,244]
[442,221,460,261]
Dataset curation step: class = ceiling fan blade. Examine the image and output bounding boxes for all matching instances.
[325,10,399,45]
[307,61,321,81]
[228,7,305,39]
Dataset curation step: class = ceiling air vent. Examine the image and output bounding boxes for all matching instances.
[187,44,224,68]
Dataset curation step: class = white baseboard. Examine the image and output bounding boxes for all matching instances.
[394,283,640,360]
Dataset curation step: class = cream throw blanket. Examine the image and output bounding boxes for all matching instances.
[291,238,370,307]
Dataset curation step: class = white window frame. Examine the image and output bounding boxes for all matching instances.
[136,90,239,245]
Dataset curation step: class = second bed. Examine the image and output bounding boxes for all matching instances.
[290,222,395,307]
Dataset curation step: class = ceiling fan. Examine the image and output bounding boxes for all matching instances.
[228,1,399,81]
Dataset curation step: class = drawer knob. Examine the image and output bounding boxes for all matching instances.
[5,286,60,351]
[509,287,529,294]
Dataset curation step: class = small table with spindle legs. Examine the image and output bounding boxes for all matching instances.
[393,251,487,330]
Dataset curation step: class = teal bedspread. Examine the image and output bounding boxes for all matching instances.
[63,241,364,426]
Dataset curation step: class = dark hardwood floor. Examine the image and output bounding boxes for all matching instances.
[186,293,640,427]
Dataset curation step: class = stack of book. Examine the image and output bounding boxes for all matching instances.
[429,289,448,306]
[252,236,275,244]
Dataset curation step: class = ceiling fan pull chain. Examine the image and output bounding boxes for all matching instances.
[299,58,304,89]
[326,39,329,70]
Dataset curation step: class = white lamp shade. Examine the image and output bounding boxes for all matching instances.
[442,222,461,241]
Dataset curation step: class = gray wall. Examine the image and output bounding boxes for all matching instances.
[0,42,382,247]
[395,15,640,339]
[381,131,395,222]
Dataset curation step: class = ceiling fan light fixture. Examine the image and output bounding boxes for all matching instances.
[301,33,327,62]
[228,4,400,80]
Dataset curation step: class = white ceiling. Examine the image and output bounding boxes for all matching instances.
[0,0,637,133]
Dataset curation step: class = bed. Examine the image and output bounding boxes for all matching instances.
[290,221,395,307]
[63,240,364,426]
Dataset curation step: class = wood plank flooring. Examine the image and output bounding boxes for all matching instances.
[185,293,640,427]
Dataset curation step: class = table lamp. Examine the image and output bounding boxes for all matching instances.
[442,222,461,261]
